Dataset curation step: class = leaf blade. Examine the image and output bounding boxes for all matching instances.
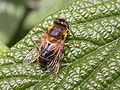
[0,0,120,89]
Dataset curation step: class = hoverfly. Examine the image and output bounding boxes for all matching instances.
[23,19,69,74]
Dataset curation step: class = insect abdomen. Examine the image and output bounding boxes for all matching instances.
[40,50,54,68]
[41,50,54,59]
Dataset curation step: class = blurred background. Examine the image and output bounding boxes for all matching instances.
[0,0,75,48]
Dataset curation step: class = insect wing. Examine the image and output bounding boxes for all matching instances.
[23,46,40,64]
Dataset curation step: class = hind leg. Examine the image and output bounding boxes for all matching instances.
[54,62,60,74]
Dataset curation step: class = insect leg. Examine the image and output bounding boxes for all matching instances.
[47,57,57,70]
[46,47,60,69]
[47,41,64,74]
[54,62,60,74]
[53,51,62,74]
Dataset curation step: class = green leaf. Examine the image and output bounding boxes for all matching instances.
[0,42,8,55]
[0,0,120,89]
[0,1,24,44]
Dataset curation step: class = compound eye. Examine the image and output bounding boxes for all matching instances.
[54,19,59,24]
[54,19,69,29]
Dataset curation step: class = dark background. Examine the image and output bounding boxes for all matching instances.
[0,0,74,47]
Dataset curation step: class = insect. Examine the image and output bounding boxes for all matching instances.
[23,19,69,74]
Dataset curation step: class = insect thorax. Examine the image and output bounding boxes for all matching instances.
[48,25,66,39]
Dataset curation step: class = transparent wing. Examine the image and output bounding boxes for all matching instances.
[23,45,40,64]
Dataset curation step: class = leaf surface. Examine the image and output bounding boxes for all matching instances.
[0,0,120,90]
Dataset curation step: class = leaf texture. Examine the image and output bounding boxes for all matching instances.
[0,0,120,90]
